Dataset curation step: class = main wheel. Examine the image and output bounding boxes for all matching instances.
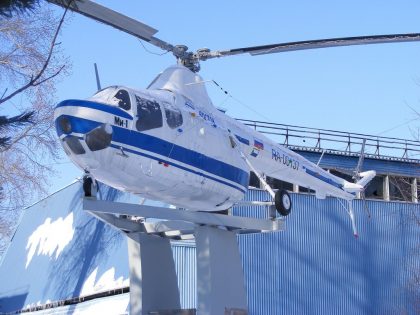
[274,190,292,216]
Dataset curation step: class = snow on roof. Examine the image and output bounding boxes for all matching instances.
[0,182,136,313]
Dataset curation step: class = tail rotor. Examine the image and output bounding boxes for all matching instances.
[353,139,372,219]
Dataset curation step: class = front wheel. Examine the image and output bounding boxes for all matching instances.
[274,190,292,216]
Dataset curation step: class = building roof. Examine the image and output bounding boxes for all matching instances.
[0,182,131,313]
[296,149,420,177]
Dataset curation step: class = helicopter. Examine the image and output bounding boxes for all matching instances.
[50,0,420,237]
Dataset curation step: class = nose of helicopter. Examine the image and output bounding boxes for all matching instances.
[54,99,114,155]
[55,99,101,136]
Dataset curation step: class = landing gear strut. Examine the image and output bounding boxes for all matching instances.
[239,151,293,217]
[83,172,97,198]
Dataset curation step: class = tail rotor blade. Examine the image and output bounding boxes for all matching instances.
[354,138,366,181]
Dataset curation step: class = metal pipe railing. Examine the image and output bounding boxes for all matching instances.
[237,118,420,161]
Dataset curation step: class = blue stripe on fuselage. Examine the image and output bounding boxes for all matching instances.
[113,123,249,191]
[304,167,343,190]
[56,115,249,192]
[109,144,246,193]
[56,99,133,120]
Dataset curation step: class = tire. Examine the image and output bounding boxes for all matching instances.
[275,190,292,216]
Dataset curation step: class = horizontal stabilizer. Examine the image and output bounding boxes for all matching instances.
[356,170,376,187]
[343,170,376,193]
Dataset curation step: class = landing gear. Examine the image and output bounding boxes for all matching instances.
[275,190,292,216]
[238,150,293,218]
[83,172,97,198]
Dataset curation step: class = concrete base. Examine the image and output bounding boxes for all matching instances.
[195,226,248,315]
[127,233,181,315]
[127,227,249,315]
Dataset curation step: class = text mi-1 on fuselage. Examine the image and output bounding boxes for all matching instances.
[50,0,420,237]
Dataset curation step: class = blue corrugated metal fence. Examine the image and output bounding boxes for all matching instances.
[174,190,420,315]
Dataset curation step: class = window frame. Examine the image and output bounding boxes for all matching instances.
[113,89,131,111]
[135,95,163,132]
[163,103,183,129]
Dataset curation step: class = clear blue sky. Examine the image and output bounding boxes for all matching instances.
[48,0,420,192]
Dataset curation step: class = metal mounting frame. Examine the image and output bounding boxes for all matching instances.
[83,198,283,236]
[83,197,284,314]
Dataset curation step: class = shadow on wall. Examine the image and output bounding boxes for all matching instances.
[0,292,28,313]
[42,183,126,300]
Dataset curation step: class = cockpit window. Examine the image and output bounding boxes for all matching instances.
[135,95,163,131]
[89,86,132,111]
[91,86,117,99]
[113,89,131,110]
[63,136,85,155]
[163,104,183,129]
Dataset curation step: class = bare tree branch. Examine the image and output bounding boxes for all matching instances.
[32,64,65,87]
[0,4,72,256]
[0,1,71,104]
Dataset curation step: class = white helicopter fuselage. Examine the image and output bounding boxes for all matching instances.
[54,65,371,211]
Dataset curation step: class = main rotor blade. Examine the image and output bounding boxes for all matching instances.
[204,33,420,59]
[47,0,174,52]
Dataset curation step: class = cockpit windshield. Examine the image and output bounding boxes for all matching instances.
[89,86,131,111]
[113,90,131,110]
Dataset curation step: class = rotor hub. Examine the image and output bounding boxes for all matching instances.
[173,45,201,72]
[196,48,211,61]
[173,45,189,57]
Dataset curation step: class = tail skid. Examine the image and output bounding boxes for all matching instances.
[338,199,358,238]
[340,170,376,237]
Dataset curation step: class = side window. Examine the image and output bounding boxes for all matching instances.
[164,104,183,129]
[114,89,131,110]
[135,95,163,131]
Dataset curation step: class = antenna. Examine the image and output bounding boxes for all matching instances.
[94,63,102,91]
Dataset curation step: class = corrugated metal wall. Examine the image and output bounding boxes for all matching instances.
[174,190,420,315]
[172,242,197,310]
